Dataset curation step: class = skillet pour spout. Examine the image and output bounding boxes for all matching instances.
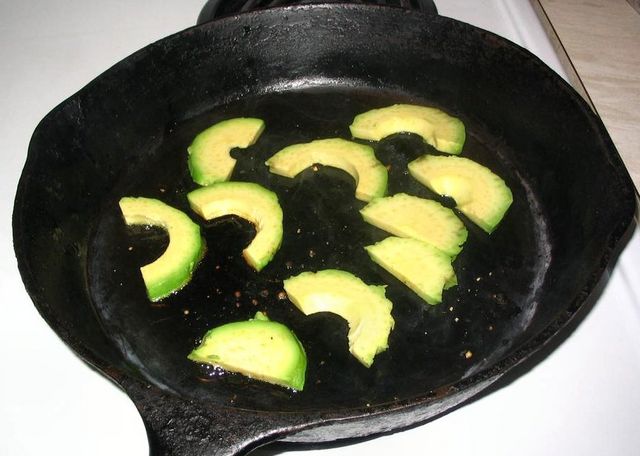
[13,4,637,456]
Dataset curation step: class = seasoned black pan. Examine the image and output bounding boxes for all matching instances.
[13,4,637,455]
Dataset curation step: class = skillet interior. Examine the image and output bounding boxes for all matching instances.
[87,85,549,412]
[14,2,636,438]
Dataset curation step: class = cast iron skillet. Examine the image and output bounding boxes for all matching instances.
[12,4,637,455]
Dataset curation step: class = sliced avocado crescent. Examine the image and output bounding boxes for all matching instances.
[187,181,283,271]
[408,155,513,234]
[188,312,307,391]
[188,117,265,186]
[360,193,468,257]
[119,197,204,302]
[365,236,456,306]
[350,104,466,155]
[283,269,394,368]
[265,138,388,202]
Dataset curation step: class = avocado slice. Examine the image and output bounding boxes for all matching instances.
[349,104,466,154]
[187,181,283,271]
[365,237,456,306]
[283,269,395,368]
[408,155,513,234]
[360,193,468,257]
[188,117,265,186]
[119,197,204,302]
[265,138,388,202]
[188,312,307,391]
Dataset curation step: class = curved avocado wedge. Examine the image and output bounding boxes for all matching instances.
[188,312,307,391]
[187,182,283,271]
[350,104,466,154]
[188,117,265,186]
[265,138,388,202]
[119,197,204,302]
[283,269,395,368]
[360,192,468,257]
[408,155,513,234]
[366,236,456,306]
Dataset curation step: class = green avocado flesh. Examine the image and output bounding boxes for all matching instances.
[349,104,466,154]
[283,269,395,368]
[360,193,468,257]
[408,155,513,234]
[265,137,388,202]
[188,312,307,391]
[187,181,283,271]
[365,237,456,306]
[188,117,265,186]
[119,197,204,302]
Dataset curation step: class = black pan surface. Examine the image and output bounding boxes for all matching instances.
[13,5,637,455]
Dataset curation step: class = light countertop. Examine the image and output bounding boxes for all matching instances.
[535,0,640,191]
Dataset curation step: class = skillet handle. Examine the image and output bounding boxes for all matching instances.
[197,0,437,24]
[124,379,301,455]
